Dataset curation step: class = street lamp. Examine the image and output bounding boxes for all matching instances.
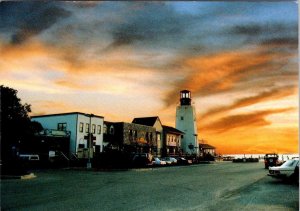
[87,113,94,169]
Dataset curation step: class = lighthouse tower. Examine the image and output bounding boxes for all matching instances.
[176,90,198,155]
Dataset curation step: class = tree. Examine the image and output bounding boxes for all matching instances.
[1,85,33,161]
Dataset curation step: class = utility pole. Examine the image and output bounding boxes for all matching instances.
[87,113,94,169]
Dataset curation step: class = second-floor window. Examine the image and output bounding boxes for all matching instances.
[86,123,90,133]
[58,123,67,131]
[92,124,96,134]
[97,125,101,134]
[79,122,84,133]
[103,124,107,134]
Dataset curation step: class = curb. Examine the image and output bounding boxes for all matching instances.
[1,173,36,180]
[21,173,36,180]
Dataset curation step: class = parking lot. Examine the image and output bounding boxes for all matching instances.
[1,162,298,210]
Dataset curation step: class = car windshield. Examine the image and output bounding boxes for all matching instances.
[281,160,298,167]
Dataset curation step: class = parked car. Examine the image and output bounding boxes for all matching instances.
[176,157,190,165]
[161,157,177,165]
[264,153,279,169]
[132,153,153,167]
[164,157,177,165]
[268,158,299,181]
[152,157,166,166]
[161,157,172,165]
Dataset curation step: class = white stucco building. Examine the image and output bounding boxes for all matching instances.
[175,90,199,155]
[31,112,104,156]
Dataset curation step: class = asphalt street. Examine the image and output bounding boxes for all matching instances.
[1,162,299,210]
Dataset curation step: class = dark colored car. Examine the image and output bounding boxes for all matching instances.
[264,153,279,169]
[176,157,191,165]
[132,153,153,168]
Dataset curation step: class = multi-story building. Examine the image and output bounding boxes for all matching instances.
[31,112,104,157]
[132,117,163,156]
[162,125,184,156]
[103,121,156,154]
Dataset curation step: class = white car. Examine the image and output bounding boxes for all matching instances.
[169,157,178,164]
[268,158,299,179]
[162,157,177,165]
[152,157,166,166]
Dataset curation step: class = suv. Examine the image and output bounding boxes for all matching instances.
[132,153,153,167]
[264,153,279,169]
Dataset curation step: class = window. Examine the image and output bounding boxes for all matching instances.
[103,124,107,134]
[181,116,184,120]
[78,144,84,149]
[57,123,67,131]
[86,123,90,133]
[79,122,84,133]
[109,126,114,134]
[92,124,96,134]
[97,125,101,134]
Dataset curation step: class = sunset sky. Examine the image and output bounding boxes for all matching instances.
[0,1,298,154]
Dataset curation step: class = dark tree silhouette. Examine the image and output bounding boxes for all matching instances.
[0,85,41,174]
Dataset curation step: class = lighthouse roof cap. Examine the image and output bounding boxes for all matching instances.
[181,89,191,93]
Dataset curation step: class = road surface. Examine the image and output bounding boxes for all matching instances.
[1,162,298,210]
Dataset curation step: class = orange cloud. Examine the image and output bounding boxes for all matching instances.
[0,39,150,76]
[54,80,97,91]
[201,85,297,120]
[0,40,164,95]
[164,44,297,107]
[199,107,296,133]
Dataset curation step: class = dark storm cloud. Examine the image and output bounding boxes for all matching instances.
[260,37,298,47]
[105,2,195,50]
[230,23,296,35]
[0,1,71,44]
[228,22,298,47]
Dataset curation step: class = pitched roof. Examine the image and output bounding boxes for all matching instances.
[162,125,184,134]
[199,143,216,149]
[132,116,160,126]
